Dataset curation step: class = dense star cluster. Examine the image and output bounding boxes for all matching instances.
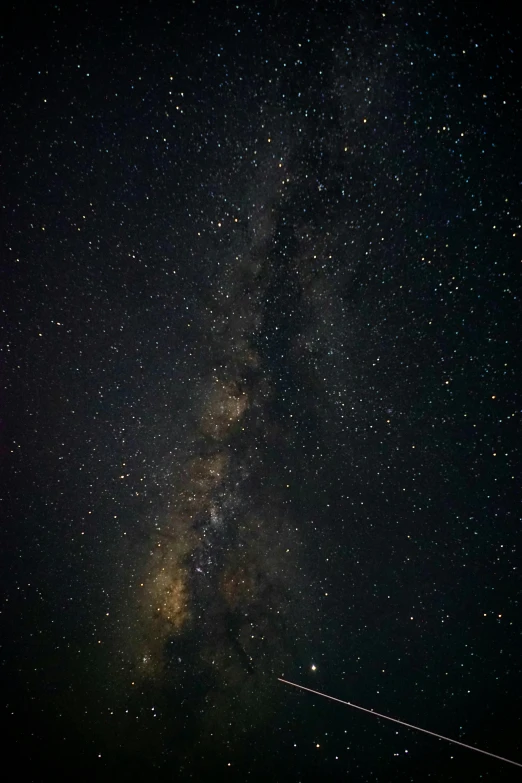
[2,1,520,781]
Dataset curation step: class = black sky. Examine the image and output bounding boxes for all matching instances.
[1,1,521,781]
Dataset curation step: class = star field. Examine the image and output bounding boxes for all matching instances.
[1,1,520,781]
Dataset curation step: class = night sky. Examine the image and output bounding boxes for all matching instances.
[2,1,521,781]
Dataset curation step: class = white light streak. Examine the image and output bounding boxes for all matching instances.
[277,678,522,770]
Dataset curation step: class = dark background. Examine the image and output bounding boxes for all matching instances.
[1,1,520,780]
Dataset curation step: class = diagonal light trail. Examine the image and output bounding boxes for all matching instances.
[278,678,522,769]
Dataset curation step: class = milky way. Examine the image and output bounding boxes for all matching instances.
[111,142,323,752]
